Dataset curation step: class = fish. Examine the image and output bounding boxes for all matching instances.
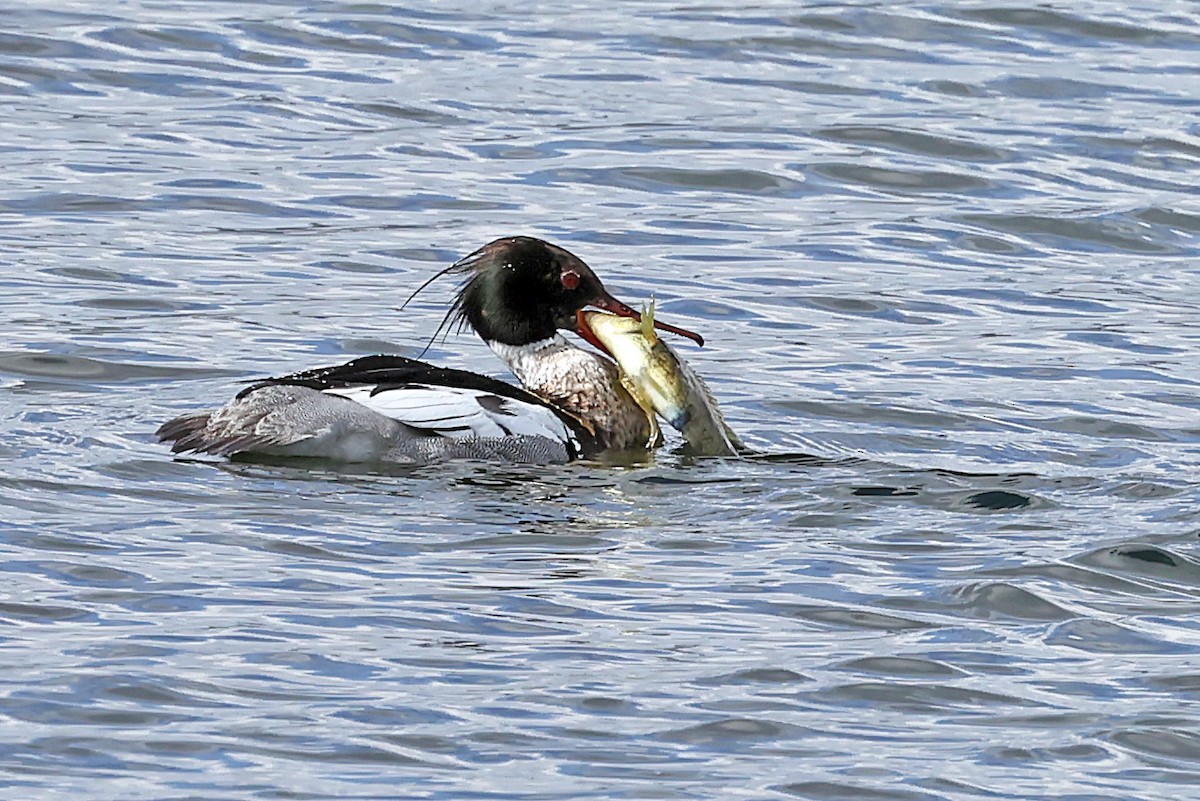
[579,302,744,457]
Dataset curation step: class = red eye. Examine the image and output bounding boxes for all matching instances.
[561,270,581,291]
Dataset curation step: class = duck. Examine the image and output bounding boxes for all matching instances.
[155,236,703,464]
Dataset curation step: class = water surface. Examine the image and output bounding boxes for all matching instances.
[2,2,1199,799]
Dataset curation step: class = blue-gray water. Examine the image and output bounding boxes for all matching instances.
[3,3,1199,799]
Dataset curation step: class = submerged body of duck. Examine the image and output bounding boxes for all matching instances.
[156,237,704,464]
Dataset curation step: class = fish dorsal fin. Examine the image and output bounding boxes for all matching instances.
[641,297,658,344]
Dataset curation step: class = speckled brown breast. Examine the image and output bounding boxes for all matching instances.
[517,347,657,453]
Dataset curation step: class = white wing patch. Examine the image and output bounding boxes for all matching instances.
[324,384,577,445]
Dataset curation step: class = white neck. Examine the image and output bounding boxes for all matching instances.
[487,334,576,387]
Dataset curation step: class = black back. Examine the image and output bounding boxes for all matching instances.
[240,354,601,455]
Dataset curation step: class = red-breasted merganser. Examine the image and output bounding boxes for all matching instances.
[156,236,703,464]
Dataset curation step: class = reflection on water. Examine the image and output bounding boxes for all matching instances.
[2,2,1199,800]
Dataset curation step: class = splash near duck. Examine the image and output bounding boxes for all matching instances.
[579,301,744,457]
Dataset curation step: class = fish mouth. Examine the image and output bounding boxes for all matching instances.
[575,309,615,358]
[577,293,705,353]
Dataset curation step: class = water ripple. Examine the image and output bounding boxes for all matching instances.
[1,2,1198,800]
